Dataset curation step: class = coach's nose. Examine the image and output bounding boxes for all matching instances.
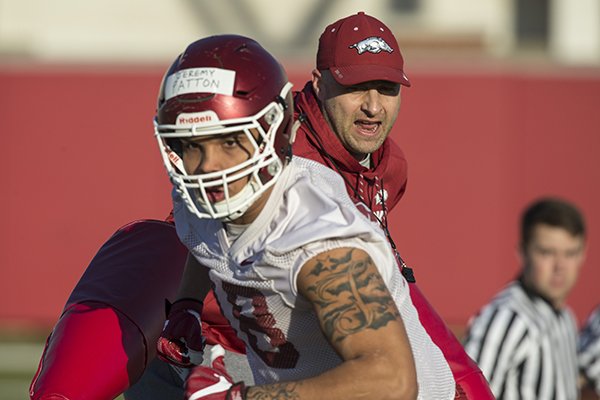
[361,89,384,117]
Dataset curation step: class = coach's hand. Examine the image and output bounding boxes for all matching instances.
[186,345,247,400]
[157,298,205,367]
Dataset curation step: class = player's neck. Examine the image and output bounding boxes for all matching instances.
[230,187,274,225]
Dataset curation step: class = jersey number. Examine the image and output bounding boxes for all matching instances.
[221,281,300,368]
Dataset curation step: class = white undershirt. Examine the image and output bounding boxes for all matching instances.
[359,153,371,168]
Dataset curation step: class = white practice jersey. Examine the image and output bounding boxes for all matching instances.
[173,157,455,399]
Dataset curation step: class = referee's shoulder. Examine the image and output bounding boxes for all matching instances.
[475,283,539,329]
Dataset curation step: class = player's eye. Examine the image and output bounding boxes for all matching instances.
[181,140,197,148]
[181,140,202,155]
[222,133,249,149]
[223,138,238,147]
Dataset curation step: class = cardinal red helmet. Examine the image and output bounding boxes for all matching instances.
[154,35,294,221]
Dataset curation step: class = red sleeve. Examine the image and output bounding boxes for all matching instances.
[30,220,188,399]
[30,219,246,400]
[380,138,408,211]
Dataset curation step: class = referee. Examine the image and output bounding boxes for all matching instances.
[463,198,586,400]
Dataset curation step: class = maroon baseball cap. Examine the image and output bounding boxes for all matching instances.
[317,11,410,87]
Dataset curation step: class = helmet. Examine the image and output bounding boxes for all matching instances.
[154,35,294,221]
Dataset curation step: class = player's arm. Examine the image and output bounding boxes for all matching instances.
[187,247,418,400]
[256,246,417,399]
[157,253,212,367]
[177,252,212,299]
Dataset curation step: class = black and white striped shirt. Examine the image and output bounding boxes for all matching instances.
[579,304,600,396]
[463,280,579,400]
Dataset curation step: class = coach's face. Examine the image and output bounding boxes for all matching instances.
[521,223,586,308]
[312,69,401,161]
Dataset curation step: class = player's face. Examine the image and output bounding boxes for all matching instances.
[521,223,586,308]
[181,131,254,204]
[312,69,401,160]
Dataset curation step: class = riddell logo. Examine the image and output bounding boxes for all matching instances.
[168,151,181,164]
[176,111,219,127]
[178,114,212,125]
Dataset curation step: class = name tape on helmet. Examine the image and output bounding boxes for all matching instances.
[165,68,236,100]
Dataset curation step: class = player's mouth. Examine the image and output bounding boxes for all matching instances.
[206,189,225,203]
[354,120,381,137]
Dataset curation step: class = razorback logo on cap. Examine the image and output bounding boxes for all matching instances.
[349,36,394,54]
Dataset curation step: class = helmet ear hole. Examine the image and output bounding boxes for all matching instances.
[266,161,282,178]
[264,108,278,125]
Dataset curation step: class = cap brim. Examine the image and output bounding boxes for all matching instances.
[329,65,411,87]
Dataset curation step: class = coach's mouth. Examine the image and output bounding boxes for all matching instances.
[355,120,381,137]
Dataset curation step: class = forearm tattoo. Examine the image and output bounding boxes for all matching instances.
[247,382,301,400]
[304,249,400,343]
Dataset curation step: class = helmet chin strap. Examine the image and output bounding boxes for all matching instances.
[198,179,261,222]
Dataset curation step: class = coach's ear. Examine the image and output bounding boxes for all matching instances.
[311,69,324,99]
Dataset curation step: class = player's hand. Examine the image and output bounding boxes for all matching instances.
[157,298,205,368]
[186,345,247,400]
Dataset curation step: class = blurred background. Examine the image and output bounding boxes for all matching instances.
[1,0,599,398]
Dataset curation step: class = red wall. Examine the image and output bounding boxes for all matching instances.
[1,63,599,331]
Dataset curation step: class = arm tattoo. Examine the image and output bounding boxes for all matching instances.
[247,383,301,400]
[304,249,400,343]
